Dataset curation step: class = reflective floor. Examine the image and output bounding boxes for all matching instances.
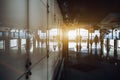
[0,39,62,80]
[0,39,120,80]
[68,39,120,59]
[62,40,120,80]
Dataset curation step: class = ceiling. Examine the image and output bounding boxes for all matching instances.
[58,0,120,25]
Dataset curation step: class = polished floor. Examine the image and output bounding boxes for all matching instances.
[0,39,120,80]
[0,40,61,80]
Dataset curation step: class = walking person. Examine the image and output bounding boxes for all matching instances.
[94,35,99,48]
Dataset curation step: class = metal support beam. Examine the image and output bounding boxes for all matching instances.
[5,31,10,54]
[87,30,90,55]
[62,28,68,58]
[114,39,118,59]
[106,38,110,58]
[100,30,104,57]
[18,30,21,54]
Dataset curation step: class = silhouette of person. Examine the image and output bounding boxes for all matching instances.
[76,44,78,52]
[79,35,82,50]
[90,39,93,47]
[94,35,99,48]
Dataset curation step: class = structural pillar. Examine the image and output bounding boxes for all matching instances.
[18,30,21,53]
[76,29,78,53]
[79,28,82,52]
[114,39,118,59]
[106,38,110,58]
[90,33,93,55]
[100,39,103,57]
[5,31,10,54]
[112,28,114,39]
[100,30,104,57]
[62,28,68,59]
[2,31,5,53]
[33,35,36,54]
[87,30,90,54]
[119,32,120,39]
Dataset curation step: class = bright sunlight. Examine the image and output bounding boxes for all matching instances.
[68,29,88,40]
[68,30,76,40]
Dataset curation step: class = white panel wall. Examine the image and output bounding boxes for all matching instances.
[0,0,27,29]
[29,0,43,30]
[0,0,63,31]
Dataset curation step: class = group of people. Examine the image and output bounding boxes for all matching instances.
[76,35,99,51]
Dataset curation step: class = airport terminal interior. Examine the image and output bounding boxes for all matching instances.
[0,0,120,80]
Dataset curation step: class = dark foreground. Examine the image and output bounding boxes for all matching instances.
[60,53,120,80]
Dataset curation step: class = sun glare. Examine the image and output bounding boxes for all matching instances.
[68,29,88,40]
[68,30,76,40]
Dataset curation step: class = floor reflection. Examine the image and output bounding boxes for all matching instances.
[68,40,120,59]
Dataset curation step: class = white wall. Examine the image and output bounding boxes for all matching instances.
[0,0,27,29]
[0,0,63,31]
